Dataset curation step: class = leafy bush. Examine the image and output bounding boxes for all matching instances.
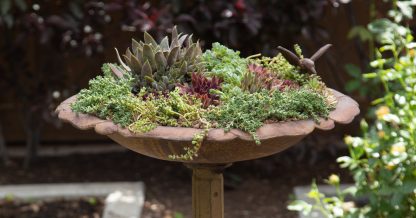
[288,1,416,217]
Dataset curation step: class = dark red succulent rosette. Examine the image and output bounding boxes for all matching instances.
[179,73,223,108]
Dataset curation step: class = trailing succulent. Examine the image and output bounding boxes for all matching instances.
[72,28,335,160]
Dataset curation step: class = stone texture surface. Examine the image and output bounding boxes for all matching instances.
[103,188,145,218]
[0,182,145,218]
[0,182,144,201]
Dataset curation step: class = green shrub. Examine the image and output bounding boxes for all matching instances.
[288,1,416,217]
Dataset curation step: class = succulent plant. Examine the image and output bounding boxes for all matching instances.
[241,63,298,93]
[279,79,299,91]
[179,73,223,108]
[305,74,337,107]
[116,26,203,92]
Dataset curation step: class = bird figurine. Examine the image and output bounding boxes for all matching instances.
[277,44,332,74]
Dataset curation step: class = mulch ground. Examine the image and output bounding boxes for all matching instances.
[0,198,104,218]
[0,142,352,218]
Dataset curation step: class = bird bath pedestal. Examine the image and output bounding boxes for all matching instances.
[185,163,230,218]
[56,89,359,218]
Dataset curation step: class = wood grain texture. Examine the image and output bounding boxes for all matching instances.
[55,88,360,164]
[186,164,229,218]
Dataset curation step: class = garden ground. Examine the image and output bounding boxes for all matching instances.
[0,144,351,218]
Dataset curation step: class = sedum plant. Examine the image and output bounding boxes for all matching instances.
[71,27,335,160]
[212,88,332,143]
[202,42,248,88]
[71,63,138,127]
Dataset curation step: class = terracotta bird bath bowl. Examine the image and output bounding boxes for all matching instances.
[56,88,359,218]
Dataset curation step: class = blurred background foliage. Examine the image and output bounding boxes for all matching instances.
[0,0,376,166]
[289,0,416,216]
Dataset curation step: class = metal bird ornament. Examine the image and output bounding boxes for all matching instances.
[277,44,332,74]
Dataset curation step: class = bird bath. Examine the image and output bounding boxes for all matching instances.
[56,88,359,218]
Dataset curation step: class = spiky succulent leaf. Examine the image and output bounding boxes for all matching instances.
[141,61,152,78]
[115,48,131,71]
[115,26,203,93]
[155,51,167,70]
[130,56,142,74]
[144,32,158,46]
[160,37,169,51]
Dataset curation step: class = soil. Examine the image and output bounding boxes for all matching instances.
[0,142,352,218]
[0,198,104,218]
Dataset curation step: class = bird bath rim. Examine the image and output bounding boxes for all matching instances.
[55,88,359,163]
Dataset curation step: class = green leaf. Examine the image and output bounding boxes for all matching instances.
[171,26,179,47]
[363,72,378,78]
[179,61,187,74]
[14,0,27,11]
[399,180,416,194]
[342,186,357,196]
[344,64,361,78]
[143,44,156,69]
[0,0,11,15]
[368,18,409,43]
[379,45,394,52]
[368,19,394,34]
[345,81,361,93]
[184,44,196,60]
[68,1,83,19]
[174,212,185,218]
[167,46,179,65]
[141,60,152,78]
[130,55,142,75]
[178,34,188,47]
[131,39,140,53]
[123,55,132,67]
[337,156,352,168]
[144,31,157,46]
[391,192,404,207]
[155,51,167,70]
[3,14,13,28]
[115,48,131,71]
[287,200,313,215]
[125,48,133,60]
[371,97,385,105]
[348,26,373,42]
[160,36,170,51]
[397,1,414,19]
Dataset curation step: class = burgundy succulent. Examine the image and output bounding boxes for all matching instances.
[248,63,268,75]
[279,79,299,91]
[242,64,299,93]
[179,73,223,108]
